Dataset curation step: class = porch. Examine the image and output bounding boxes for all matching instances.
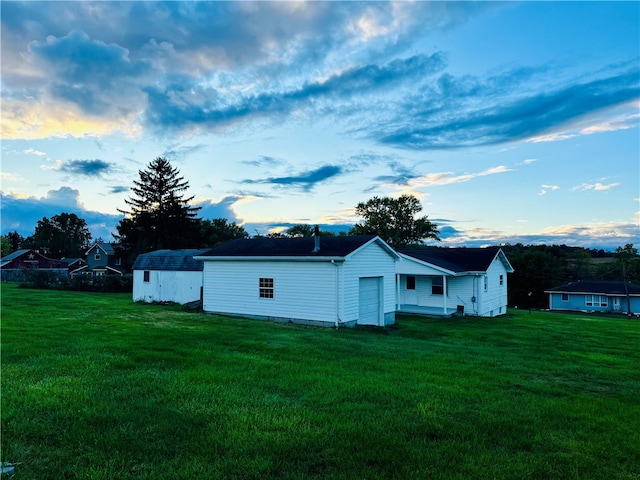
[397,304,460,317]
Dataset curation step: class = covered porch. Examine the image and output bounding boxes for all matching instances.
[397,304,460,317]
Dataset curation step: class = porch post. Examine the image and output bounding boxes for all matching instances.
[443,275,447,315]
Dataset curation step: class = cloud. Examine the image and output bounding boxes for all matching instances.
[437,220,639,250]
[194,195,245,222]
[24,148,47,157]
[373,65,640,150]
[0,187,122,240]
[395,165,512,189]
[539,184,560,196]
[573,182,620,192]
[56,159,114,177]
[242,165,343,192]
[241,155,287,168]
[109,186,130,194]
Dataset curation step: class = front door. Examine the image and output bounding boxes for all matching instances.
[404,275,418,305]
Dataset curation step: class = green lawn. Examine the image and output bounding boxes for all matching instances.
[1,283,639,479]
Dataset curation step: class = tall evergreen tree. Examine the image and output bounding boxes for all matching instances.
[115,157,201,262]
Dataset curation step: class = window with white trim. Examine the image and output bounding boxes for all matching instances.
[95,253,101,260]
[143,271,150,283]
[585,295,607,307]
[259,278,274,299]
[406,276,416,290]
[561,293,569,301]
[499,275,504,286]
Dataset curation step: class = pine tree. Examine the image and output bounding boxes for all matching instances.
[115,157,201,261]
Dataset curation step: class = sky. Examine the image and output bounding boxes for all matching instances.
[1,1,639,250]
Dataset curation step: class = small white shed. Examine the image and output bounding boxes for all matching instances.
[195,235,399,327]
[132,249,209,304]
[396,247,514,317]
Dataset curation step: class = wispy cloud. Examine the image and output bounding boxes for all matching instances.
[539,184,560,196]
[56,159,114,177]
[242,165,343,192]
[573,182,620,192]
[23,148,47,156]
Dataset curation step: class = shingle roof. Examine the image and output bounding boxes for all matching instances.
[0,249,32,262]
[132,249,209,271]
[545,280,640,295]
[398,246,509,273]
[198,235,381,258]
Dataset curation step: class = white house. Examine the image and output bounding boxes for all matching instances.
[195,235,399,327]
[132,249,209,304]
[396,247,514,317]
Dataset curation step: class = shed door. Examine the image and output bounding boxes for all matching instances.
[359,277,382,326]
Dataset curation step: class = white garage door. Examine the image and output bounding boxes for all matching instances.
[359,277,382,326]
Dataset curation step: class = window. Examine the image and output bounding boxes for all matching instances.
[499,275,504,286]
[406,276,416,290]
[95,253,101,261]
[432,277,444,295]
[561,293,569,301]
[143,271,150,283]
[585,295,607,307]
[259,278,274,298]
[484,276,488,291]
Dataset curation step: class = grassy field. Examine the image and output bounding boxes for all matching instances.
[1,283,639,479]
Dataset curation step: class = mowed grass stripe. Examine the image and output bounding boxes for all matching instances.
[1,283,639,479]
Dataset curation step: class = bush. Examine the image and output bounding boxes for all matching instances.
[19,271,132,293]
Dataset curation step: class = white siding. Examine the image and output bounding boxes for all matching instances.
[476,259,509,316]
[202,260,338,324]
[343,242,397,324]
[133,270,203,304]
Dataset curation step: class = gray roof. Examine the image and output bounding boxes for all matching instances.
[0,249,33,262]
[197,235,394,258]
[545,280,640,296]
[398,246,514,274]
[132,249,209,271]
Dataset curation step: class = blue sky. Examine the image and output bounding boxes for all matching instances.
[1,1,639,250]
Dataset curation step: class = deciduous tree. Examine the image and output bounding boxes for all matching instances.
[350,194,439,247]
[22,213,91,258]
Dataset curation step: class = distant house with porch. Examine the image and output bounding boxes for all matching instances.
[545,280,640,315]
[0,249,69,281]
[396,247,514,317]
[72,242,125,276]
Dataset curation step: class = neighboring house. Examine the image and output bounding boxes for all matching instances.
[545,280,640,315]
[195,235,399,327]
[61,257,87,276]
[0,249,69,281]
[132,249,209,304]
[74,242,125,276]
[396,247,514,317]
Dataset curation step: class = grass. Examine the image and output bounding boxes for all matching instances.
[1,282,639,479]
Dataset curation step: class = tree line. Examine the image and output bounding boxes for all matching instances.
[2,156,637,307]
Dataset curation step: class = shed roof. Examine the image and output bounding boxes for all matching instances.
[0,249,33,263]
[545,280,640,296]
[132,249,209,271]
[197,235,395,259]
[398,246,513,274]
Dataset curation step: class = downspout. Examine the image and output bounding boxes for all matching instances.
[332,260,341,328]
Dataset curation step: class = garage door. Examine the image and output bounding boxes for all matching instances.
[358,277,382,326]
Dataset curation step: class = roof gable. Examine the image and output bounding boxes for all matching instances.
[133,249,209,271]
[398,246,512,274]
[197,235,393,259]
[86,242,115,256]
